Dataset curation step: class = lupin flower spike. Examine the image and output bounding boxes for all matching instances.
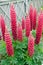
[10,4,17,40]
[28,32,34,57]
[25,15,31,37]
[35,12,43,44]
[17,22,22,41]
[5,27,14,56]
[0,16,5,40]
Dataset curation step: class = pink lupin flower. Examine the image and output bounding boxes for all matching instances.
[25,15,31,37]
[32,8,37,30]
[10,4,17,40]
[29,5,33,30]
[5,27,14,56]
[0,16,5,40]
[28,32,34,57]
[17,23,22,41]
[22,17,25,30]
[35,13,43,44]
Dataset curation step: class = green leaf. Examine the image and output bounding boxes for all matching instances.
[0,40,6,55]
[32,30,36,38]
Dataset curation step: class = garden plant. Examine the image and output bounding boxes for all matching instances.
[0,4,43,65]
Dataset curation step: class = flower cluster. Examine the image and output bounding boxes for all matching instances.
[0,4,43,57]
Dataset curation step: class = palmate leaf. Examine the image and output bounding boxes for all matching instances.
[12,36,28,49]
[0,40,6,55]
[32,30,36,38]
[0,59,10,65]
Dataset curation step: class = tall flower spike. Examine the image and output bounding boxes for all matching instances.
[28,32,34,57]
[22,17,25,30]
[0,16,5,40]
[5,27,14,56]
[32,8,37,30]
[29,5,33,30]
[10,4,17,40]
[25,15,31,37]
[17,23,22,41]
[35,13,43,44]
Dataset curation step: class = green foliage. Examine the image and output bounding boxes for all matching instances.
[0,32,43,65]
[0,40,6,55]
[32,30,36,38]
